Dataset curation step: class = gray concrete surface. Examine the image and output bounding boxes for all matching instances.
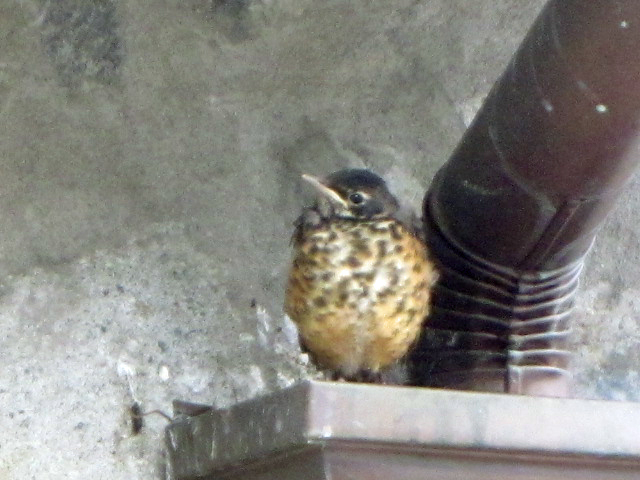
[0,1,638,478]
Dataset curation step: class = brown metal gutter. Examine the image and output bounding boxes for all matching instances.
[166,381,640,479]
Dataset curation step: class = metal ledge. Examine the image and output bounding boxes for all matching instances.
[166,381,640,479]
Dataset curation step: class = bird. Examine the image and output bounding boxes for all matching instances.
[284,168,437,381]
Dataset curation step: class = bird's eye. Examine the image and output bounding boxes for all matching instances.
[348,192,365,205]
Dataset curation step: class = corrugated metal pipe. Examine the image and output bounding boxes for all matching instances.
[411,0,640,396]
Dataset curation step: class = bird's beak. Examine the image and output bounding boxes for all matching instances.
[301,174,348,208]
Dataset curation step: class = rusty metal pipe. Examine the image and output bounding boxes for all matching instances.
[410,0,640,396]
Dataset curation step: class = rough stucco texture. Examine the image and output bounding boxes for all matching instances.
[0,1,638,478]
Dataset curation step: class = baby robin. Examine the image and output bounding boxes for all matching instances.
[284,168,437,381]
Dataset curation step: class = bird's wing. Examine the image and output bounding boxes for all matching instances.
[392,205,425,242]
[290,207,323,246]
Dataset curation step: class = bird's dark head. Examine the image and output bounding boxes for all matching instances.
[302,168,399,220]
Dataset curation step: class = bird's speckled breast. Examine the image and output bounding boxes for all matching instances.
[284,218,435,376]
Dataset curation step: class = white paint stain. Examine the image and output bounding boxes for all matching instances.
[159,364,170,381]
[116,361,136,378]
[595,104,609,113]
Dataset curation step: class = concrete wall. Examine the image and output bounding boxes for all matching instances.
[1,1,638,478]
